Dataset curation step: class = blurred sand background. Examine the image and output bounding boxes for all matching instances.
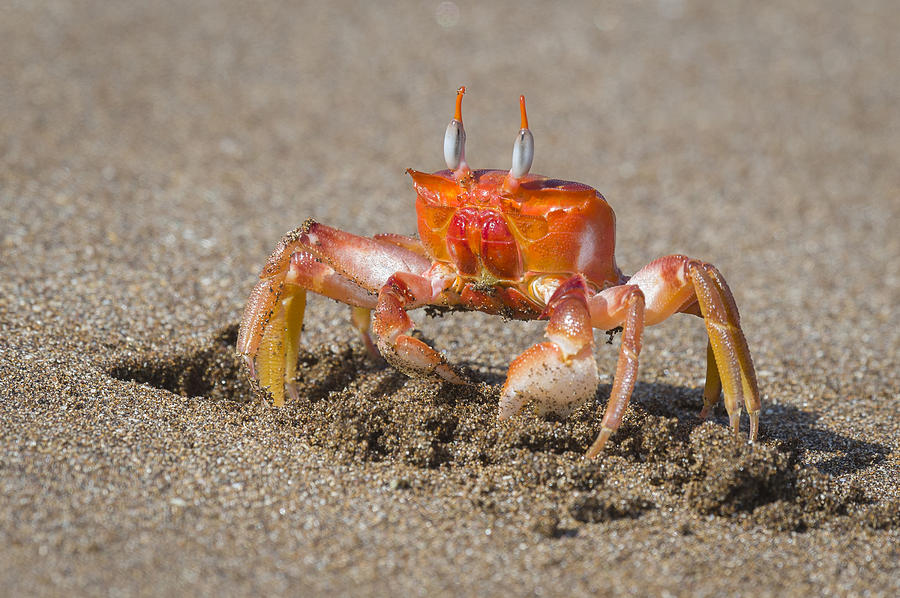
[1,1,898,596]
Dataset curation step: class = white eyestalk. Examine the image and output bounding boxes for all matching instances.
[511,128,534,178]
[443,86,470,178]
[443,120,465,170]
[505,95,534,192]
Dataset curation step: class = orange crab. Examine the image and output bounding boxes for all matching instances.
[237,87,761,458]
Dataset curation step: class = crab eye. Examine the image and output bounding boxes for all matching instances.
[509,95,534,179]
[443,86,468,173]
[511,129,534,179]
[444,121,465,171]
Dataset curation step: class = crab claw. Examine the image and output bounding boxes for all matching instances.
[499,342,598,420]
[377,334,468,385]
[499,275,598,420]
[372,272,469,385]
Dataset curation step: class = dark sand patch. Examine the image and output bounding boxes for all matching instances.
[107,328,897,537]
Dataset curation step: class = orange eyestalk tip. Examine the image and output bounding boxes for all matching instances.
[454,86,466,121]
[519,95,528,129]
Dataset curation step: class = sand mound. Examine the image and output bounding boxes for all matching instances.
[109,325,897,535]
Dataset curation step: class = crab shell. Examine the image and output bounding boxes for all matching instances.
[409,169,621,293]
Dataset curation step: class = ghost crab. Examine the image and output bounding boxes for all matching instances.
[237,87,761,457]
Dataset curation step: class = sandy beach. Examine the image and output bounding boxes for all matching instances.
[2,1,898,595]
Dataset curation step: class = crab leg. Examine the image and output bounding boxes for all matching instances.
[584,285,646,458]
[299,221,432,289]
[370,272,467,384]
[238,252,376,405]
[680,301,725,416]
[703,265,759,424]
[585,255,760,454]
[499,276,600,422]
[686,263,747,436]
[700,340,723,418]
[373,233,429,256]
[688,262,760,439]
[237,221,431,404]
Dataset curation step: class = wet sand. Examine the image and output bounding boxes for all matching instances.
[2,1,898,596]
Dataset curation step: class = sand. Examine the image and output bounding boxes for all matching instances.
[2,1,898,596]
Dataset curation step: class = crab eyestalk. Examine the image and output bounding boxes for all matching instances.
[504,95,534,193]
[444,86,471,180]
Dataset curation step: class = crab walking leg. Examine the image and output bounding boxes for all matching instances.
[699,263,760,439]
[584,285,646,459]
[686,263,748,437]
[236,224,338,361]
[677,302,724,416]
[584,255,762,452]
[238,221,427,358]
[373,233,429,257]
[237,221,430,400]
[237,271,287,376]
[371,272,467,384]
[699,340,723,418]
[499,276,600,421]
[622,255,757,440]
[350,306,381,361]
[298,221,432,290]
[238,248,379,403]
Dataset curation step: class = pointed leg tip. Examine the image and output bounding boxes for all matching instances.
[435,364,469,386]
[241,354,257,379]
[269,389,285,408]
[749,409,760,443]
[585,427,613,459]
[728,411,742,439]
[357,328,383,363]
[287,382,300,403]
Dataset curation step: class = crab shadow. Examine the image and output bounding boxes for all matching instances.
[632,381,889,476]
[755,403,890,475]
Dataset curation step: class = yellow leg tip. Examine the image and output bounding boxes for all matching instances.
[748,409,760,442]
[728,411,742,438]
